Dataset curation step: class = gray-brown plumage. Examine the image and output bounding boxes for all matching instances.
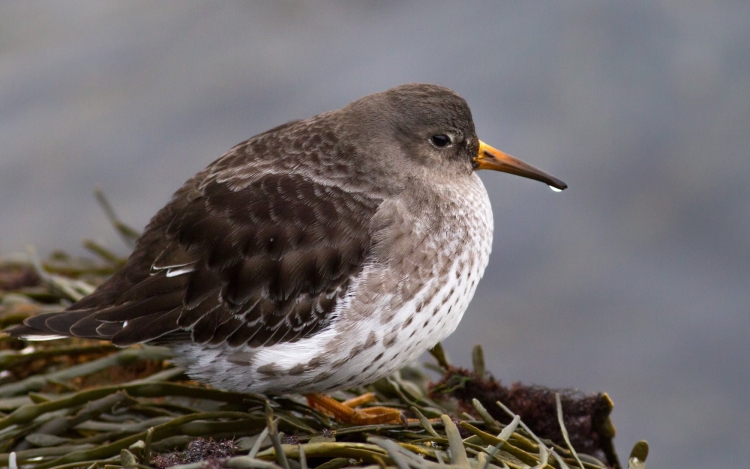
[9,84,566,394]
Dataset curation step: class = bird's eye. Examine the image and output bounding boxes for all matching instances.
[430,134,452,148]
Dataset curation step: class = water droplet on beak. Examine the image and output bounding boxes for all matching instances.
[549,185,563,192]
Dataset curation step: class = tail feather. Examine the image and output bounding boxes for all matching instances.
[5,306,186,346]
[42,309,98,335]
[5,323,67,341]
[6,309,104,341]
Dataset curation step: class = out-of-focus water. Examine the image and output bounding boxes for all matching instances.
[1,3,748,466]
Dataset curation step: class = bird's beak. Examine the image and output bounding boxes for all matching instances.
[474,140,567,191]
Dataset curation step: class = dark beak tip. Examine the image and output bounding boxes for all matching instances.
[554,180,568,191]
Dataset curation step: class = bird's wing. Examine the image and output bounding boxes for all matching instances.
[12,169,382,347]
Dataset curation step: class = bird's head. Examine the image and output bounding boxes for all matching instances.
[343,83,567,191]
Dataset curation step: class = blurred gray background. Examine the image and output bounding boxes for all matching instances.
[1,2,748,466]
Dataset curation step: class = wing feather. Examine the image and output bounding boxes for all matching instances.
[9,163,381,349]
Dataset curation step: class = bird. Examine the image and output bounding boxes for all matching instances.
[8,83,566,423]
